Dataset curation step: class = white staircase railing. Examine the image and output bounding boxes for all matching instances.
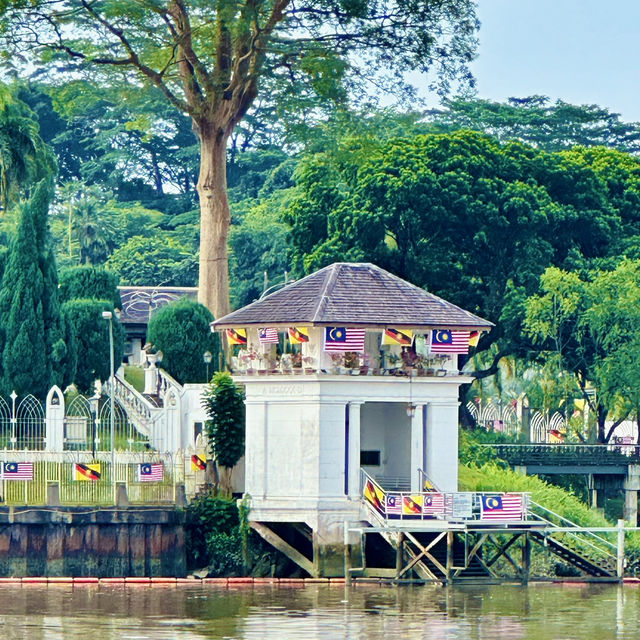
[108,374,164,439]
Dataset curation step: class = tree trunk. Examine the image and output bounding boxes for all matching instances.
[196,122,232,320]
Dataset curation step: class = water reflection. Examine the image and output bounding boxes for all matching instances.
[0,582,636,639]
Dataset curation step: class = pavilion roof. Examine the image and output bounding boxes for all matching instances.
[212,263,492,331]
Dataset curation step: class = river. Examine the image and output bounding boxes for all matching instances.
[0,582,637,639]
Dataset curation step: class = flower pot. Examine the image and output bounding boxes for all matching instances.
[304,368,316,375]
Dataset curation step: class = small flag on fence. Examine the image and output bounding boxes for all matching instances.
[258,328,279,344]
[402,495,423,516]
[3,462,33,481]
[137,463,164,482]
[480,494,525,521]
[363,479,385,514]
[422,493,446,516]
[386,493,402,516]
[191,454,206,471]
[74,462,101,481]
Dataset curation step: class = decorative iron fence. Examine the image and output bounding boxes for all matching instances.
[0,450,208,506]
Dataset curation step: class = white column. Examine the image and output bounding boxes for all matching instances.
[348,401,363,499]
[244,399,268,499]
[425,400,460,492]
[45,386,65,451]
[410,404,425,492]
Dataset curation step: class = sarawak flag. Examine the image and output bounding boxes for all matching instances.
[363,479,385,514]
[191,454,206,471]
[324,327,366,352]
[288,327,309,344]
[74,462,101,481]
[402,494,423,516]
[480,494,525,521]
[3,462,33,480]
[430,329,471,354]
[381,328,414,346]
[258,328,279,344]
[137,463,164,482]
[226,328,247,345]
[469,331,480,348]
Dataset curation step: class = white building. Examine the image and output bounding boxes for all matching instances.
[213,263,492,576]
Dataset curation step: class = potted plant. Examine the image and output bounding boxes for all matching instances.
[344,351,360,374]
[386,352,401,374]
[292,351,303,374]
[239,347,258,374]
[329,352,344,374]
[302,355,316,374]
[280,353,293,374]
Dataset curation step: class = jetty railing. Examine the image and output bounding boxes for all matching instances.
[361,469,530,523]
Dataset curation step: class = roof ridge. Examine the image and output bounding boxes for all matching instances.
[311,263,341,322]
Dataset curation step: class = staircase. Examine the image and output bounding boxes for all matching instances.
[527,501,617,578]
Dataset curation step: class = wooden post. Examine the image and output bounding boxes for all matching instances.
[344,521,352,585]
[396,531,404,579]
[617,519,625,580]
[521,532,531,585]
[446,531,454,583]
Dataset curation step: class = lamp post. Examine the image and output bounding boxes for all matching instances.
[89,392,100,460]
[203,351,212,382]
[102,310,116,479]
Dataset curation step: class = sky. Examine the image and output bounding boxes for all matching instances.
[469,0,640,122]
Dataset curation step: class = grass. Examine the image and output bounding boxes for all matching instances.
[124,365,145,393]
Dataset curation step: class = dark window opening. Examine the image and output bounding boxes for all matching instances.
[360,450,381,466]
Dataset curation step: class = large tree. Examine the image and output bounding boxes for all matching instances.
[1,1,478,318]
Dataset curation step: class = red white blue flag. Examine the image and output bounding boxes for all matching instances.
[323,327,366,352]
[480,494,525,520]
[3,462,33,480]
[386,493,402,515]
[258,328,279,344]
[137,463,164,482]
[422,493,446,516]
[430,330,471,354]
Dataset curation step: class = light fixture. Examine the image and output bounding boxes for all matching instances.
[203,350,212,381]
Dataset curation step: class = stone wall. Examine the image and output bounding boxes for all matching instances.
[0,506,185,577]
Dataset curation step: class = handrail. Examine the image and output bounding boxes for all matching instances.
[529,500,617,561]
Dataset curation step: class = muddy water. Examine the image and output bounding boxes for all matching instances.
[0,582,636,639]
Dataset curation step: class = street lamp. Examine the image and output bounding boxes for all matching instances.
[102,310,116,479]
[203,351,212,382]
[89,392,100,460]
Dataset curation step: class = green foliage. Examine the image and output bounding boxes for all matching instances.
[184,493,239,568]
[524,260,640,441]
[428,96,640,153]
[61,298,125,394]
[146,300,220,384]
[202,372,245,495]
[105,235,197,287]
[58,265,121,308]
[0,181,74,397]
[458,429,513,468]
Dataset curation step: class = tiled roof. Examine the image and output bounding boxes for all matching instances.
[213,263,492,330]
[118,286,198,324]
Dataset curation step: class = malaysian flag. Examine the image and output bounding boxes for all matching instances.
[3,462,33,481]
[324,327,366,352]
[480,494,525,521]
[430,330,471,354]
[258,328,279,344]
[422,493,446,516]
[386,493,402,516]
[137,463,164,482]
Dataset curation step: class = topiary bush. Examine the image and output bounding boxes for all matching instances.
[146,299,221,384]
